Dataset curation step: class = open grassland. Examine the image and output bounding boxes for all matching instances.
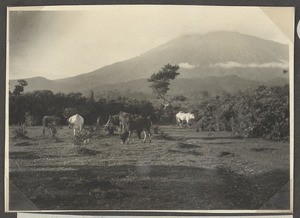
[8,125,290,211]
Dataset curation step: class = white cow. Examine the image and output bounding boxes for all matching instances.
[176,111,195,127]
[68,114,84,136]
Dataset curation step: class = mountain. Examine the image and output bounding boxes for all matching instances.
[10,31,289,95]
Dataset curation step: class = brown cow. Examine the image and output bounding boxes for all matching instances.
[105,112,134,133]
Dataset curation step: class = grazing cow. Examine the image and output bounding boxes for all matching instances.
[122,117,152,144]
[68,114,84,136]
[118,111,134,132]
[42,116,60,138]
[176,111,195,127]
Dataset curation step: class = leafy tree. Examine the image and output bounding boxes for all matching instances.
[148,64,186,109]
[12,79,28,96]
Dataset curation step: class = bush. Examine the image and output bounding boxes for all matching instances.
[232,85,289,141]
[9,91,156,126]
[191,85,289,141]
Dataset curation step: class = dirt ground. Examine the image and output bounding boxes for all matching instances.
[8,125,290,211]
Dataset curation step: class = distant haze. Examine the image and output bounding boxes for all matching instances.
[8,6,292,80]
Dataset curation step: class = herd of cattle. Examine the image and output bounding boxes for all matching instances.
[32,111,196,144]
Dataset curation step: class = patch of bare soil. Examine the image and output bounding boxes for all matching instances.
[9,165,289,210]
[77,147,102,156]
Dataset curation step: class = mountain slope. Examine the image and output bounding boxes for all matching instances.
[90,75,288,99]
[10,31,289,94]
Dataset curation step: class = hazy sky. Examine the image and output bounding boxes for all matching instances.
[8,5,293,80]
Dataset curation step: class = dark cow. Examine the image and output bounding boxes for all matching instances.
[42,116,60,138]
[122,117,152,144]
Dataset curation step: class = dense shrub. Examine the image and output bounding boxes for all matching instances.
[232,85,289,141]
[192,85,289,141]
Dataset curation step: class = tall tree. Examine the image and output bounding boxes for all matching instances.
[148,64,186,109]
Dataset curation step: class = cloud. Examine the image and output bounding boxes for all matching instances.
[210,61,288,69]
[179,62,198,69]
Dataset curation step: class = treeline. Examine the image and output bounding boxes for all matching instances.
[189,84,289,141]
[9,84,289,141]
[9,90,157,126]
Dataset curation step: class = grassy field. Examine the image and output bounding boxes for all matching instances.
[8,125,290,211]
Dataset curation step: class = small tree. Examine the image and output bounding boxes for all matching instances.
[148,64,186,109]
[10,79,28,136]
[12,79,28,96]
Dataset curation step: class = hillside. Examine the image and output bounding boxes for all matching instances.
[87,75,288,100]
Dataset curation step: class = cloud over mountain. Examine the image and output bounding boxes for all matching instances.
[178,63,198,69]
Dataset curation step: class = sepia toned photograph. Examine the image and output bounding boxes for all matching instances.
[6,5,294,212]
